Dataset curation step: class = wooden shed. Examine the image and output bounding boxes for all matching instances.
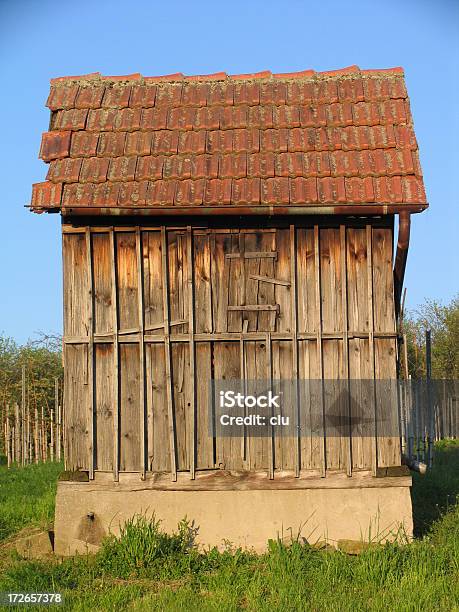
[31,66,427,554]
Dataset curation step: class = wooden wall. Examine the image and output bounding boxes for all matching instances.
[62,220,400,481]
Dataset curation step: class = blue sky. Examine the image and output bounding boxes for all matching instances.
[0,0,457,343]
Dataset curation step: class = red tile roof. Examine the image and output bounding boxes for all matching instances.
[31,66,427,215]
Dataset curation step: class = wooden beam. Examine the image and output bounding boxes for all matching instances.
[85,228,95,479]
[65,330,399,345]
[187,227,197,479]
[145,319,187,331]
[240,319,249,462]
[110,229,120,482]
[136,228,147,480]
[239,232,246,311]
[340,225,352,477]
[69,469,412,492]
[314,225,326,477]
[249,274,291,287]
[161,227,177,481]
[290,225,301,477]
[227,305,280,312]
[266,331,274,479]
[225,252,278,260]
[366,224,378,477]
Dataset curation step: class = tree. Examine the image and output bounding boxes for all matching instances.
[0,333,63,410]
[402,294,459,379]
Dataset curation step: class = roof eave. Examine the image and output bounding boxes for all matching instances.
[29,202,429,217]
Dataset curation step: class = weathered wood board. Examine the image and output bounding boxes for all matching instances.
[62,220,400,479]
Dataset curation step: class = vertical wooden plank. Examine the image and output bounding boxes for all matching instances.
[227,233,244,332]
[187,227,196,479]
[243,233,261,332]
[211,233,232,333]
[63,345,90,469]
[94,344,114,471]
[168,231,187,335]
[214,342,244,471]
[340,226,352,477]
[373,226,400,468]
[194,232,212,333]
[63,232,90,338]
[240,319,248,462]
[146,343,169,472]
[136,228,146,479]
[297,229,319,471]
[92,233,113,335]
[116,232,141,472]
[168,231,189,472]
[110,229,120,481]
[266,331,274,479]
[347,228,372,470]
[92,232,114,472]
[143,231,164,334]
[194,232,214,470]
[274,229,292,334]
[314,225,326,476]
[143,230,166,472]
[161,227,177,481]
[366,224,378,476]
[195,342,214,469]
[85,228,95,479]
[117,232,139,331]
[119,343,140,471]
[258,232,276,331]
[289,225,300,477]
[245,340,267,470]
[63,232,90,471]
[320,229,345,471]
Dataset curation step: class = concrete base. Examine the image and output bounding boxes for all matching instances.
[54,477,413,555]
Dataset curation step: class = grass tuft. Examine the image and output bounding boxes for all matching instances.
[96,514,201,579]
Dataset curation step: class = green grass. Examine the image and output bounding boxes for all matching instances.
[1,444,459,611]
[412,439,459,537]
[0,461,62,541]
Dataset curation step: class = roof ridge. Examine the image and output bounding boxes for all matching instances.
[50,66,405,86]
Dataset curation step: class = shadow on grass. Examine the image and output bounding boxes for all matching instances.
[411,439,459,537]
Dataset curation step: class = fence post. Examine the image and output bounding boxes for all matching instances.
[50,409,54,462]
[5,407,11,468]
[34,407,39,463]
[57,403,62,462]
[426,329,433,467]
[21,365,26,465]
[14,403,20,464]
[41,406,46,461]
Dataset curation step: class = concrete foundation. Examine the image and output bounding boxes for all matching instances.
[54,475,413,555]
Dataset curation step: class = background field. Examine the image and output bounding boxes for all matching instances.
[0,441,458,611]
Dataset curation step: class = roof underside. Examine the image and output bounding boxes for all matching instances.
[31,66,427,216]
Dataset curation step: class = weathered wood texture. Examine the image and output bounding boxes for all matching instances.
[62,222,399,478]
